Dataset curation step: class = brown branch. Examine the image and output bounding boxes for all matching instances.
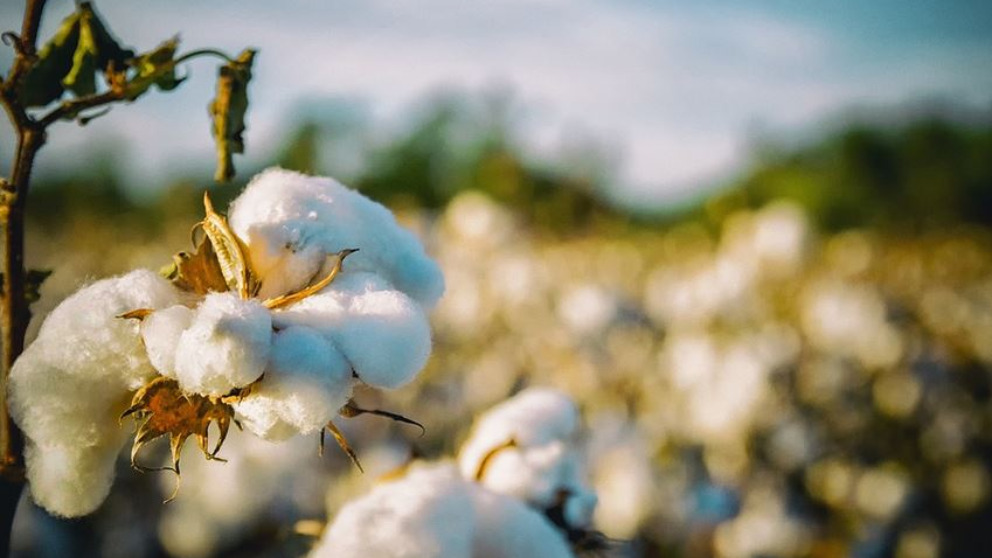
[38,89,125,128]
[3,0,49,91]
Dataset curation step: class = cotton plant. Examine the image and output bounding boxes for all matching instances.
[8,167,444,518]
[310,388,606,558]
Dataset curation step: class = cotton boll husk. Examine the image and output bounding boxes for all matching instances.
[235,326,353,440]
[173,292,272,396]
[228,167,444,308]
[310,463,476,558]
[273,272,432,389]
[8,269,185,516]
[470,488,574,558]
[140,304,193,378]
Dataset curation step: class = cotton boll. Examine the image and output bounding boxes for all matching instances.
[24,440,125,517]
[174,292,272,396]
[458,388,579,482]
[470,488,574,558]
[273,272,432,389]
[8,269,185,517]
[458,389,598,533]
[228,168,445,308]
[235,326,353,440]
[311,464,476,558]
[141,305,194,378]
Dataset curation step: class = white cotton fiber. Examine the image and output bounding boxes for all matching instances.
[173,292,272,397]
[310,463,477,558]
[458,388,579,477]
[228,167,445,308]
[273,272,432,389]
[234,326,353,440]
[8,269,185,516]
[458,388,597,530]
[140,304,193,378]
[310,463,575,558]
[470,488,574,558]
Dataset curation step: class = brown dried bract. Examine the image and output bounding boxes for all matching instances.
[121,377,237,488]
[169,231,230,295]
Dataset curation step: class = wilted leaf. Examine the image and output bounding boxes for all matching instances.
[209,49,255,182]
[122,377,236,479]
[62,3,133,98]
[84,2,133,71]
[62,12,97,97]
[18,11,82,107]
[123,37,184,101]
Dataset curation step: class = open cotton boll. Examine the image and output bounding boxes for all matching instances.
[8,269,185,516]
[311,463,574,558]
[311,463,477,558]
[228,167,445,308]
[467,441,574,508]
[458,388,598,532]
[235,326,353,440]
[273,272,432,389]
[173,292,272,396]
[459,388,579,479]
[141,305,194,378]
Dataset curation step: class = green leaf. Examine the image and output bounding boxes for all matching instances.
[62,11,98,97]
[85,3,133,71]
[123,37,185,101]
[209,49,255,182]
[18,12,82,107]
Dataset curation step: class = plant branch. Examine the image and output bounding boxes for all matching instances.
[38,89,123,128]
[3,0,49,90]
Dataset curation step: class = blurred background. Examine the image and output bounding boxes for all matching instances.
[3,0,992,556]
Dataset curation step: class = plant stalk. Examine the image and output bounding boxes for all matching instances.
[0,1,50,553]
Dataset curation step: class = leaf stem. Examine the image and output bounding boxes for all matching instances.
[174,48,235,65]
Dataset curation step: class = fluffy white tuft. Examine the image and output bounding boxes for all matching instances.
[140,304,193,378]
[173,292,272,396]
[311,463,476,558]
[234,326,353,440]
[8,269,185,516]
[310,463,573,558]
[228,167,444,308]
[273,272,432,389]
[458,388,597,529]
[470,487,574,558]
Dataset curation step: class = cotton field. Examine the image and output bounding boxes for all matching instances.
[12,186,992,558]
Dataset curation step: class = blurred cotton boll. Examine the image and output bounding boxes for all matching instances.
[311,463,574,558]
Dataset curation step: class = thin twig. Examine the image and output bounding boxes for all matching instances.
[38,89,124,128]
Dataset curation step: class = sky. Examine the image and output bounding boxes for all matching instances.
[1,0,991,206]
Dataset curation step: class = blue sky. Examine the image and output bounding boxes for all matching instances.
[2,0,990,205]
